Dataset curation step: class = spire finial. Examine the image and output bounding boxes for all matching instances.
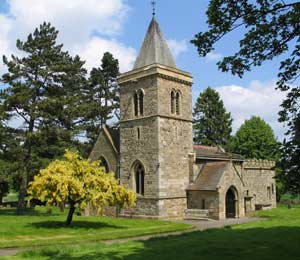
[151,0,156,17]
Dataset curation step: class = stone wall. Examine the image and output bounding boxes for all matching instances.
[243,160,276,209]
[120,118,160,199]
[158,118,193,198]
[159,198,187,218]
[122,198,159,218]
[187,191,219,219]
[120,76,158,122]
[156,72,193,215]
[157,76,192,121]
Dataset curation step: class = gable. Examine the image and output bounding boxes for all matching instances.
[89,126,119,173]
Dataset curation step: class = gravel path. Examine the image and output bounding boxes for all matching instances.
[0,217,263,257]
[0,248,20,257]
[103,217,263,245]
[182,217,263,231]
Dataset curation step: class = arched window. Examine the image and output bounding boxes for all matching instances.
[138,90,144,116]
[133,89,144,117]
[134,163,145,195]
[171,91,176,114]
[99,156,109,173]
[134,92,139,116]
[176,92,181,115]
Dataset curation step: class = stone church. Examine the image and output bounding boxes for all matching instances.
[89,17,276,220]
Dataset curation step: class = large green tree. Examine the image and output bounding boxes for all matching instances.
[85,52,120,145]
[1,22,87,213]
[230,116,279,160]
[192,1,300,193]
[193,87,232,146]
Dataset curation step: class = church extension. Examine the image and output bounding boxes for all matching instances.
[89,17,276,220]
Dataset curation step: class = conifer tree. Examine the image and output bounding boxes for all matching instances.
[193,87,232,146]
[85,52,120,144]
[1,22,87,213]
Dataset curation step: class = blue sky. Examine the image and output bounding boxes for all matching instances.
[0,0,286,139]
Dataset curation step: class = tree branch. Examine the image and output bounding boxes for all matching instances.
[13,107,30,125]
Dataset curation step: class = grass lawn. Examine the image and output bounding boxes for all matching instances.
[2,192,18,203]
[0,206,191,249]
[1,205,300,260]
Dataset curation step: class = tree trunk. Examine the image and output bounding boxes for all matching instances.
[16,173,28,214]
[16,115,35,215]
[65,202,76,226]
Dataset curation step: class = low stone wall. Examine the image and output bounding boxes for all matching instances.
[121,197,187,219]
[121,197,159,218]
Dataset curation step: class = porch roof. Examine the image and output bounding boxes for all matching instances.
[187,161,228,191]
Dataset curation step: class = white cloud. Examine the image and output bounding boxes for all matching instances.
[0,15,12,76]
[167,39,188,58]
[74,37,136,73]
[206,51,223,61]
[0,0,136,74]
[215,80,286,140]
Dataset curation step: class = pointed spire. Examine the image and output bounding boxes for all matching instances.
[133,17,176,70]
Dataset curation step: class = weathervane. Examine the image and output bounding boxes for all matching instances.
[151,0,156,16]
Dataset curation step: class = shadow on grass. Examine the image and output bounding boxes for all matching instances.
[30,221,124,230]
[0,208,62,217]
[23,226,300,260]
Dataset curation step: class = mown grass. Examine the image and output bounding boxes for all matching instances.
[2,192,18,203]
[2,205,300,260]
[0,206,191,249]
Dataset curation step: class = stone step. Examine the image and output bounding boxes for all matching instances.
[184,215,209,221]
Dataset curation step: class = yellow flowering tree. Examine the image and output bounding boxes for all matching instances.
[28,150,136,226]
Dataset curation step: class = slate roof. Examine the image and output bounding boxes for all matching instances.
[187,162,228,191]
[133,17,176,69]
[193,145,244,161]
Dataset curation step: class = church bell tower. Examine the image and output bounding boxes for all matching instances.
[119,15,193,218]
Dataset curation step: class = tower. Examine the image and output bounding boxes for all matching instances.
[119,17,193,218]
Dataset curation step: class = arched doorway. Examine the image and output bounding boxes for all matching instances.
[226,187,238,218]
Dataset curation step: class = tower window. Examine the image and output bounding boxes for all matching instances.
[139,90,144,116]
[134,92,139,116]
[99,156,109,173]
[133,89,144,116]
[176,92,181,115]
[135,163,145,195]
[171,91,176,114]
